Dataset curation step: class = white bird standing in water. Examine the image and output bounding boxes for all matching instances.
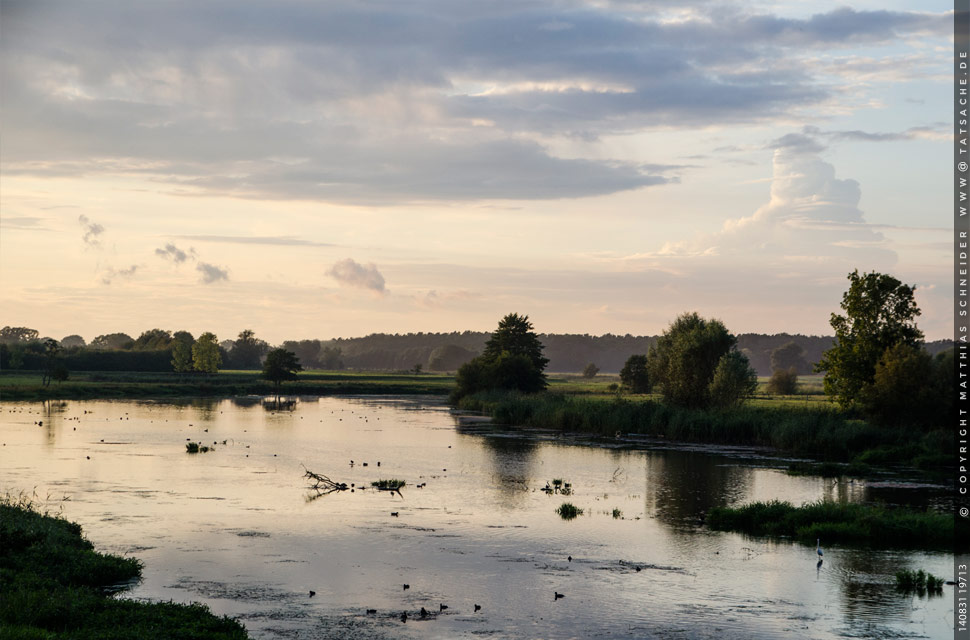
[816,539,823,558]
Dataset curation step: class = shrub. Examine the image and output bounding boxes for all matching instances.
[767,368,799,395]
[556,503,582,519]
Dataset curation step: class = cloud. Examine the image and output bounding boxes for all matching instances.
[101,264,138,285]
[176,235,335,247]
[1,216,49,230]
[0,2,948,204]
[154,243,191,263]
[196,262,229,284]
[327,258,386,294]
[78,215,105,247]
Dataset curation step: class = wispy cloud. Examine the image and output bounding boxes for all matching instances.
[176,235,336,247]
[327,258,386,294]
[1,216,49,230]
[101,264,138,285]
[154,242,192,263]
[196,262,229,284]
[78,214,105,247]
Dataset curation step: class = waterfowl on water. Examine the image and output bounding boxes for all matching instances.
[554,592,565,600]
[308,590,315,597]
[474,604,482,612]
[816,539,823,557]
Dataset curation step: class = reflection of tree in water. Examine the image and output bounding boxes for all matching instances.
[230,396,262,408]
[477,433,539,510]
[262,397,297,412]
[41,400,70,446]
[643,450,754,528]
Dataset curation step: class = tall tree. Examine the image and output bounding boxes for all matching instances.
[646,312,739,408]
[815,270,923,409]
[192,332,222,375]
[134,328,173,350]
[769,342,809,374]
[0,326,39,344]
[41,339,61,387]
[90,333,134,350]
[60,335,87,348]
[230,329,267,369]
[262,348,302,395]
[481,313,549,373]
[619,355,649,392]
[171,340,194,375]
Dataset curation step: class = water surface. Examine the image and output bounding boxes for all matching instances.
[0,397,953,639]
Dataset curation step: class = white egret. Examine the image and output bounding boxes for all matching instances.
[816,539,823,557]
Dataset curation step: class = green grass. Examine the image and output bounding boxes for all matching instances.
[457,390,950,470]
[0,494,249,639]
[0,369,455,400]
[705,499,952,549]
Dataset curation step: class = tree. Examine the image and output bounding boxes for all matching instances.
[90,333,134,350]
[582,363,600,379]
[481,313,549,373]
[171,340,194,375]
[262,348,302,394]
[646,312,737,408]
[708,351,758,408]
[60,335,86,348]
[133,328,173,350]
[858,343,945,428]
[0,326,39,344]
[767,367,799,395]
[319,346,344,370]
[230,329,268,369]
[770,342,810,375]
[452,313,548,400]
[41,339,61,387]
[192,332,222,375]
[52,364,70,384]
[427,344,477,371]
[619,355,649,393]
[815,270,923,409]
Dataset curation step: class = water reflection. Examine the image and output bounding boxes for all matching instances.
[476,433,538,509]
[644,450,754,528]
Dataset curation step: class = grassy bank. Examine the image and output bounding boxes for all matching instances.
[0,495,249,639]
[457,390,950,470]
[0,369,454,400]
[705,499,952,549]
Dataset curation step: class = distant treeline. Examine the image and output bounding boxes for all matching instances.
[0,326,952,375]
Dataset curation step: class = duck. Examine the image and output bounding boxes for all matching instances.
[554,592,565,600]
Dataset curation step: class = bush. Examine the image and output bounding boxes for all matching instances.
[767,368,799,395]
[619,355,649,393]
[708,351,758,409]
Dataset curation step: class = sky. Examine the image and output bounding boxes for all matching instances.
[0,0,955,344]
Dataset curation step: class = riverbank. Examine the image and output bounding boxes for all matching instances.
[0,494,250,639]
[0,369,455,400]
[456,390,950,475]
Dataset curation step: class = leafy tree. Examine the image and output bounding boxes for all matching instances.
[0,326,39,344]
[481,313,549,373]
[816,270,923,409]
[582,363,600,379]
[767,367,799,395]
[619,355,649,393]
[647,312,737,408]
[262,348,302,394]
[452,314,548,400]
[230,329,268,369]
[770,342,810,375]
[172,330,194,345]
[859,344,946,428]
[60,335,86,348]
[192,332,222,375]
[412,363,423,375]
[171,340,194,374]
[90,333,135,350]
[41,339,61,387]
[708,351,758,408]
[52,364,70,384]
[7,345,25,369]
[133,328,173,350]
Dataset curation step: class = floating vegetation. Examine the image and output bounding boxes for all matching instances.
[371,479,406,491]
[303,467,349,497]
[612,508,623,519]
[895,569,944,595]
[556,503,583,519]
[543,479,572,495]
[185,442,213,453]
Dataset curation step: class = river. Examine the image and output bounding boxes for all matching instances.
[0,396,954,639]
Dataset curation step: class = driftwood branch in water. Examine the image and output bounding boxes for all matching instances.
[302,466,349,495]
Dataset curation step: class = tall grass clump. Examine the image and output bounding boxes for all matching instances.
[556,503,583,519]
[0,495,249,639]
[895,569,944,595]
[706,500,952,549]
[371,479,406,490]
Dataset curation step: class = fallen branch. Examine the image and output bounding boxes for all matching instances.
[302,465,349,495]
